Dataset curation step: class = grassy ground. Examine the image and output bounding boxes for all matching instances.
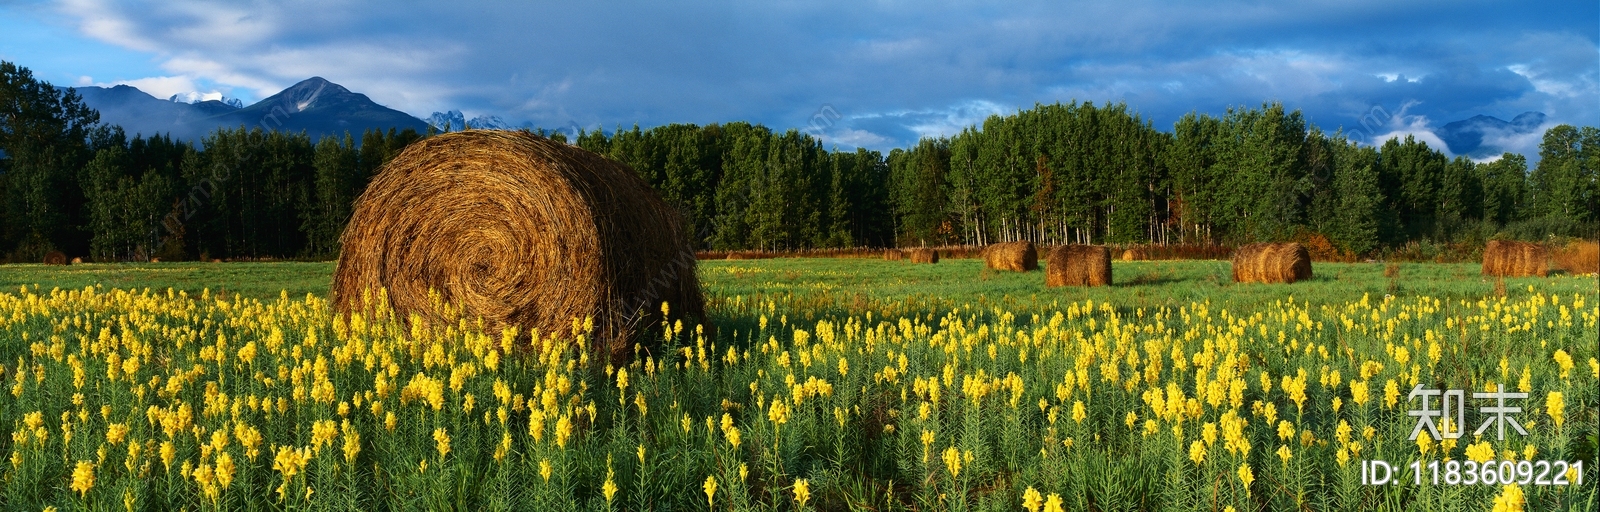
[5,258,1587,317]
[0,262,334,301]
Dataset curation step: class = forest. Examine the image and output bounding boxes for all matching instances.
[2,61,1596,262]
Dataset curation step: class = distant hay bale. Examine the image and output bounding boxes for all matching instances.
[332,130,704,360]
[883,249,905,261]
[70,257,83,265]
[43,251,67,265]
[1231,243,1313,284]
[1481,240,1548,277]
[1120,249,1138,261]
[983,241,1038,271]
[909,248,939,264]
[1046,245,1111,287]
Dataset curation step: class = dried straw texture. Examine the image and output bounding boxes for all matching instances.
[883,249,905,261]
[332,130,704,358]
[1230,243,1313,284]
[43,251,67,265]
[1481,240,1548,277]
[1046,245,1111,287]
[983,241,1038,271]
[1120,249,1143,262]
[909,248,939,264]
[1553,240,1598,275]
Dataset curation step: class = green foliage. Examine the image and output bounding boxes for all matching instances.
[0,60,100,259]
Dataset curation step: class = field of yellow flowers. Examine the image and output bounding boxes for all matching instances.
[0,261,1595,511]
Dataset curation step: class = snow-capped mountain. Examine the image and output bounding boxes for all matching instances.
[427,109,515,131]
[68,77,428,142]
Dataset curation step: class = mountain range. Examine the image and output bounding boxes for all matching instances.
[1434,111,1547,158]
[426,110,519,131]
[67,78,1551,158]
[66,77,431,142]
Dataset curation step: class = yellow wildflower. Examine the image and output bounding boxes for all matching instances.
[433,428,451,459]
[1043,493,1064,512]
[1491,484,1525,512]
[943,446,963,477]
[794,478,810,507]
[70,460,95,496]
[1022,486,1043,512]
[1546,392,1564,429]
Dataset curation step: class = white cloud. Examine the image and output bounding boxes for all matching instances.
[103,75,219,101]
[821,128,891,149]
[1363,101,1452,153]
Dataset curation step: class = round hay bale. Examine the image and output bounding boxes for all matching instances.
[1046,245,1111,287]
[883,249,905,261]
[43,251,67,265]
[1481,240,1548,277]
[69,257,83,265]
[909,248,939,264]
[983,241,1038,271]
[1230,243,1312,284]
[332,130,705,359]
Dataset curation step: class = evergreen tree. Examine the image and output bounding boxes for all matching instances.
[0,61,100,259]
[1328,142,1382,255]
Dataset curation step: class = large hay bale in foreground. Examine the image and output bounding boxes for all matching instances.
[983,241,1038,271]
[1046,245,1111,287]
[1231,243,1313,283]
[909,248,939,264]
[332,130,704,359]
[1482,240,1548,277]
[43,251,67,265]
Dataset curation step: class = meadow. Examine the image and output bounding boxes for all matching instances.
[0,258,1594,511]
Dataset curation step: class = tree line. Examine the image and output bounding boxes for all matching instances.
[2,61,1595,262]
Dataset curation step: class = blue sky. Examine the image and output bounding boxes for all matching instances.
[1,0,1595,156]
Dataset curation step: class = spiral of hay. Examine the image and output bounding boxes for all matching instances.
[909,248,939,264]
[43,251,67,265]
[332,130,704,359]
[883,249,905,261]
[1481,240,1548,277]
[982,241,1038,271]
[1046,245,1111,287]
[1120,248,1145,261]
[1230,243,1313,284]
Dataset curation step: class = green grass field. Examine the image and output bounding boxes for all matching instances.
[1,258,1583,307]
[0,258,1594,511]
